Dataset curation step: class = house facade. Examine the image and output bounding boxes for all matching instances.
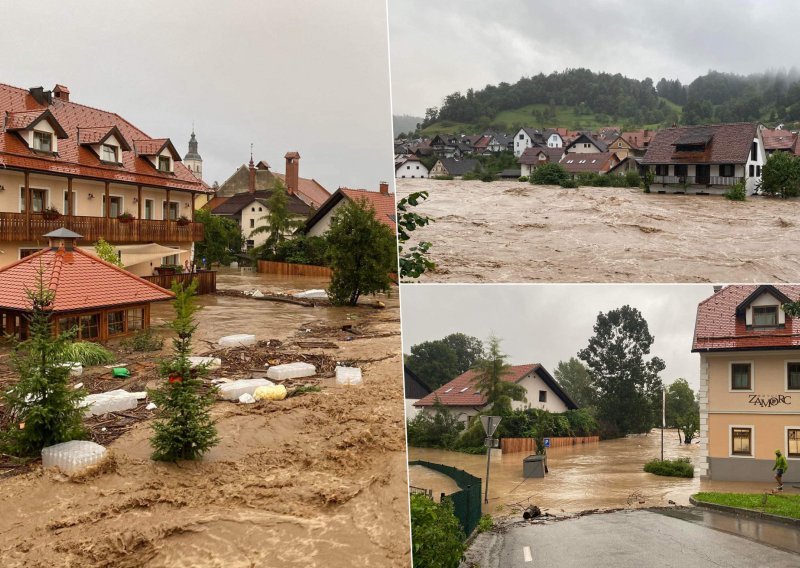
[395,156,429,179]
[513,128,546,158]
[414,364,578,425]
[404,366,432,420]
[0,83,210,276]
[429,157,479,179]
[693,285,800,483]
[641,123,766,195]
[564,133,607,154]
[518,147,563,177]
[304,183,395,238]
[561,152,619,177]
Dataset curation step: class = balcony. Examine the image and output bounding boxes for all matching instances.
[0,213,204,243]
[653,175,744,187]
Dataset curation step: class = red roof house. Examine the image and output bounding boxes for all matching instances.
[303,183,396,237]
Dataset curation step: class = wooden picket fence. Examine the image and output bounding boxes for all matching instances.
[500,436,600,454]
[257,260,332,278]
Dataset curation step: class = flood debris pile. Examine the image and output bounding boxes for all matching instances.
[207,339,337,382]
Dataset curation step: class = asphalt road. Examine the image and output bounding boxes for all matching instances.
[466,510,799,568]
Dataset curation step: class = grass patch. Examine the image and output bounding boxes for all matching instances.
[693,492,800,520]
[643,457,694,478]
[60,342,115,366]
[476,514,493,533]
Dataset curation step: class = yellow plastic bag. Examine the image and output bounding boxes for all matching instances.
[253,384,287,401]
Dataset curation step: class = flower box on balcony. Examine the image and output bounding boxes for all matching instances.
[176,216,191,227]
[117,212,135,224]
[42,207,61,221]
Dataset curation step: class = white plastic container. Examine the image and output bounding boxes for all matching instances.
[238,393,256,404]
[266,362,316,381]
[218,334,257,348]
[58,362,83,377]
[82,390,139,416]
[217,378,274,401]
[293,289,328,300]
[41,440,107,474]
[335,366,362,386]
[188,356,222,370]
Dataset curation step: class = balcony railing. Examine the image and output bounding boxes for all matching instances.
[653,175,744,187]
[0,213,204,243]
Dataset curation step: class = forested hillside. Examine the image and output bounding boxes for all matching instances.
[416,68,800,134]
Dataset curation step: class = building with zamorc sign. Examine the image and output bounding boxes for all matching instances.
[693,284,800,482]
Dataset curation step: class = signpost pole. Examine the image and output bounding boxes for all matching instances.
[480,415,501,505]
[661,387,665,461]
[484,431,492,505]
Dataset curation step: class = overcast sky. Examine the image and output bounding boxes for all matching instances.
[401,284,715,392]
[389,0,799,116]
[0,0,393,190]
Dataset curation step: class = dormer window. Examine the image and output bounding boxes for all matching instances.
[33,131,53,153]
[158,156,171,172]
[101,144,118,163]
[753,305,778,327]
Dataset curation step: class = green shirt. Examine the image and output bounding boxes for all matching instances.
[774,455,789,471]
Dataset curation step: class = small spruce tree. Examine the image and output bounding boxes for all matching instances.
[2,268,87,456]
[149,281,218,461]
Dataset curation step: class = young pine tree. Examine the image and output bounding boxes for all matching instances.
[2,268,87,457]
[149,280,218,461]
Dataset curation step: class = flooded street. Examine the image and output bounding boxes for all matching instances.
[0,270,409,567]
[409,429,782,516]
[396,179,800,283]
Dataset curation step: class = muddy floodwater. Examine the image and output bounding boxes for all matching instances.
[396,179,800,283]
[0,271,409,567]
[408,429,782,516]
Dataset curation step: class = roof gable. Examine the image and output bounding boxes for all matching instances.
[642,123,758,165]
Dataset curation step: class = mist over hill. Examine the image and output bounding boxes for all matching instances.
[393,114,424,136]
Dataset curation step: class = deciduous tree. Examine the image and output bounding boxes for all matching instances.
[554,357,596,408]
[471,335,526,416]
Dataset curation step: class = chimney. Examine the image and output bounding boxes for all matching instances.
[284,151,300,195]
[53,84,70,103]
[713,285,723,293]
[248,154,256,194]
[29,86,52,106]
[379,181,389,194]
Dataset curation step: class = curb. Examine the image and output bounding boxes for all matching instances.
[689,496,800,527]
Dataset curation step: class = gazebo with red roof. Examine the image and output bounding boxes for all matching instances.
[0,229,174,341]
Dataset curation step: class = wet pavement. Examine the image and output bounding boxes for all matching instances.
[465,509,800,568]
[409,429,789,516]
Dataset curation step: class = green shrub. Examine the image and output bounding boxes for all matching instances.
[476,514,493,533]
[625,170,642,187]
[479,172,497,182]
[725,179,747,201]
[559,178,579,188]
[120,328,164,353]
[410,493,465,568]
[518,176,529,182]
[61,342,115,366]
[406,400,465,449]
[530,163,569,186]
[265,235,330,266]
[433,175,454,180]
[643,457,694,478]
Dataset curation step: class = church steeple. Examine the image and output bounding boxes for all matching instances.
[183,126,203,181]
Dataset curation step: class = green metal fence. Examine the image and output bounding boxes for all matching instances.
[409,460,482,537]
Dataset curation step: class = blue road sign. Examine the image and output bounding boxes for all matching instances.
[544,438,551,448]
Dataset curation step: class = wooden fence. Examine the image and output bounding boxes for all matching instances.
[257,260,332,278]
[500,436,600,454]
[142,270,217,295]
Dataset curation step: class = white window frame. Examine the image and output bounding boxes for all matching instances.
[102,195,125,218]
[729,424,755,458]
[158,155,171,172]
[144,198,155,220]
[729,360,755,393]
[19,186,49,213]
[32,130,53,152]
[162,200,179,221]
[786,361,800,392]
[785,426,800,461]
[101,144,119,163]
[63,189,77,216]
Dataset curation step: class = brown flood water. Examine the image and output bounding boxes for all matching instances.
[408,429,784,517]
[0,271,409,567]
[396,179,800,283]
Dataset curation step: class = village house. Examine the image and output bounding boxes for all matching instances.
[641,122,765,195]
[513,127,548,157]
[395,155,430,179]
[413,364,578,425]
[404,366,432,420]
[429,157,480,179]
[563,132,607,154]
[207,156,313,250]
[518,146,563,177]
[605,129,654,159]
[304,182,395,237]
[0,228,173,341]
[561,152,619,177]
[214,151,329,209]
[760,127,798,156]
[430,134,461,158]
[693,284,800,483]
[0,83,210,277]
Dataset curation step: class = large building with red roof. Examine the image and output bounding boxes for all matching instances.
[303,182,396,237]
[0,229,173,341]
[413,363,577,425]
[692,285,800,482]
[0,82,211,276]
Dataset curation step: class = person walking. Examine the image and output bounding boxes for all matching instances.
[773,450,788,490]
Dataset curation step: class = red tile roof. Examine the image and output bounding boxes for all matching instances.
[415,364,542,407]
[641,122,758,165]
[273,172,331,209]
[692,285,800,352]
[619,129,655,150]
[0,83,208,192]
[0,245,173,312]
[340,188,396,230]
[761,128,796,151]
[560,152,617,173]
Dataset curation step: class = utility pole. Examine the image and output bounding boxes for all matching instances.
[661,386,666,461]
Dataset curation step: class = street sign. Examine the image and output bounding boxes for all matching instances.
[544,437,551,448]
[480,415,501,437]
[484,437,499,448]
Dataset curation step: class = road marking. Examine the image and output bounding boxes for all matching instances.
[523,546,532,562]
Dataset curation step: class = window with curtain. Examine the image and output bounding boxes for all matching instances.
[731,363,752,390]
[731,427,752,456]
